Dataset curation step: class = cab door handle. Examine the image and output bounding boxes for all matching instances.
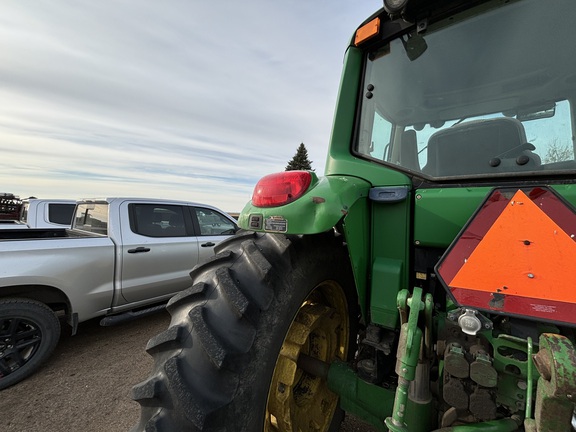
[201,242,215,247]
[128,247,151,253]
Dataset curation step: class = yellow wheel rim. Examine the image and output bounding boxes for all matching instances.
[265,280,350,432]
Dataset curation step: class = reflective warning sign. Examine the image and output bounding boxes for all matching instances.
[436,187,576,325]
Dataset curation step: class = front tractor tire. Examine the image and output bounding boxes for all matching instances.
[132,231,358,431]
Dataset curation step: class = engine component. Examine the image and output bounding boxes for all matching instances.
[444,343,469,379]
[469,387,497,421]
[443,376,468,409]
[469,346,498,388]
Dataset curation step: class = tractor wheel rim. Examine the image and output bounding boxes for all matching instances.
[265,280,350,432]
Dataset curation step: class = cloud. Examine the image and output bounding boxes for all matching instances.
[0,0,379,211]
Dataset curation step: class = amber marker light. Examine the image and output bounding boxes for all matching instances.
[354,17,380,46]
[252,171,312,208]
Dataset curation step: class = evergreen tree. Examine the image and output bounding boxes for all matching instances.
[285,143,314,171]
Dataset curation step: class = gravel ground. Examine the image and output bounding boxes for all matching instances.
[1,310,378,432]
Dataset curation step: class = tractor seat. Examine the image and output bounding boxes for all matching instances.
[422,117,540,177]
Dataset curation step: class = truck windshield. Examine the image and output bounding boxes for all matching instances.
[355,0,576,180]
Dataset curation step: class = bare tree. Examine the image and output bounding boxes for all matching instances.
[543,138,573,163]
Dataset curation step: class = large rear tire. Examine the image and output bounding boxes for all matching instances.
[131,231,358,431]
[0,298,61,390]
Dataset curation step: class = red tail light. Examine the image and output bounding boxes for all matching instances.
[252,171,312,208]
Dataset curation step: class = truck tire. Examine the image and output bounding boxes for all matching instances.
[0,298,61,390]
[132,230,358,431]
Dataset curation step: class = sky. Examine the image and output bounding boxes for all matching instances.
[0,1,380,212]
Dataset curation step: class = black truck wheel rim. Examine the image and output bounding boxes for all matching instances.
[0,317,42,378]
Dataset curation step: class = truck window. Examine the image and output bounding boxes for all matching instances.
[74,203,108,235]
[194,208,236,235]
[130,204,188,238]
[48,203,76,225]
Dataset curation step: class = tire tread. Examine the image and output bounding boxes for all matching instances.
[131,231,355,432]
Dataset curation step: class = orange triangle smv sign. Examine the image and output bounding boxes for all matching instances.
[450,189,576,304]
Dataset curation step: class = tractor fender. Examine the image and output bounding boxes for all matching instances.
[237,175,371,235]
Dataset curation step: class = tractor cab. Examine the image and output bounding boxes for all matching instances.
[353,0,576,183]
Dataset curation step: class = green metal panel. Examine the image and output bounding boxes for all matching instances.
[370,258,404,328]
[414,185,576,249]
[328,360,394,431]
[368,190,411,329]
[340,197,371,321]
[345,183,412,328]
[413,187,493,248]
[368,185,412,328]
[551,184,576,208]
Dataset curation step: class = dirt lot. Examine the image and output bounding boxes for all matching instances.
[1,310,378,432]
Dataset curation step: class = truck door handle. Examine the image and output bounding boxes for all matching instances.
[127,247,151,254]
[201,242,215,247]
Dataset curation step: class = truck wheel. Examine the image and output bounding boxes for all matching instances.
[0,298,61,390]
[132,231,358,431]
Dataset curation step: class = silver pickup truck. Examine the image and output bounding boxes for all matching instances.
[0,197,238,390]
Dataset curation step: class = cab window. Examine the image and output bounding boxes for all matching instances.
[194,208,236,235]
[130,204,188,238]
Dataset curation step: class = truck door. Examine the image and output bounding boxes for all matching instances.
[190,206,238,263]
[118,202,201,304]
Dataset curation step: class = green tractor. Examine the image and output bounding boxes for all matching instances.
[132,0,576,430]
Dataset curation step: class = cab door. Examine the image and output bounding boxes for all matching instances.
[190,206,238,264]
[118,202,200,304]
